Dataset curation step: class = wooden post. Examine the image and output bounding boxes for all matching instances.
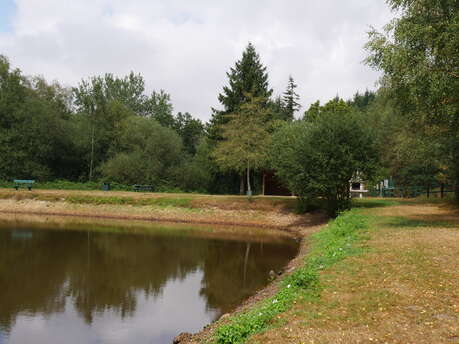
[441,183,445,199]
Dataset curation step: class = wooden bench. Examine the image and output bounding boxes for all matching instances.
[133,184,153,192]
[14,179,35,191]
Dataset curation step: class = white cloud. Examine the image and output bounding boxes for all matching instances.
[0,0,392,120]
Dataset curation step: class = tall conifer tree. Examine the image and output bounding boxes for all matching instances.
[281,75,300,120]
[208,43,273,141]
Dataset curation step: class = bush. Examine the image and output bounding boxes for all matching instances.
[271,100,379,217]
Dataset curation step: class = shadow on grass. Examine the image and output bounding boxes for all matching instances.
[352,199,401,209]
[384,216,456,229]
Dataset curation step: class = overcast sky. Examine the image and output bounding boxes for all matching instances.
[0,0,392,121]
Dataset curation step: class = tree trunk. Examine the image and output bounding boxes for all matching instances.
[262,172,266,196]
[89,124,95,182]
[246,162,251,196]
[239,175,245,195]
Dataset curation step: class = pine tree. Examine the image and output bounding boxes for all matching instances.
[208,43,273,141]
[281,75,300,120]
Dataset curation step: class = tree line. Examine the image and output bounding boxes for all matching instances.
[0,0,457,215]
[0,42,301,195]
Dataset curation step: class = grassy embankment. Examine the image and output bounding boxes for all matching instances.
[0,188,317,231]
[195,198,459,344]
[0,188,297,210]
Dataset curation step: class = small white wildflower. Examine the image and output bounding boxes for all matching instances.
[258,312,263,316]
[287,284,291,288]
[272,299,278,304]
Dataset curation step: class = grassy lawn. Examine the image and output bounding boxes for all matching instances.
[205,199,459,344]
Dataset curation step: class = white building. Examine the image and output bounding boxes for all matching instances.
[350,176,369,198]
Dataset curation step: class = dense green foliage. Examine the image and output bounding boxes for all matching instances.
[208,43,273,142]
[101,117,183,185]
[271,100,379,216]
[365,0,459,201]
[207,43,277,194]
[0,57,77,180]
[0,55,210,191]
[214,210,369,343]
[280,75,301,121]
[217,43,273,114]
[213,95,273,195]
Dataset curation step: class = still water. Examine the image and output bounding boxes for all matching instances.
[0,221,298,344]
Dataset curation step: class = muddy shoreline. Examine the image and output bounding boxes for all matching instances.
[0,209,301,234]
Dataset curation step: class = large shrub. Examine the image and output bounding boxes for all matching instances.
[271,107,379,216]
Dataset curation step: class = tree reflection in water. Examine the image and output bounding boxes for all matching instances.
[0,224,298,344]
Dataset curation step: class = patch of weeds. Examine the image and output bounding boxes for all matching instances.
[66,195,132,205]
[384,217,455,228]
[66,195,192,208]
[213,210,370,344]
[148,197,192,208]
[352,199,401,209]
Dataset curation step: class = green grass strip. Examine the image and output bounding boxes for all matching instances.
[66,195,192,208]
[214,210,369,344]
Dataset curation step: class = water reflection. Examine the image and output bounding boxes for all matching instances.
[0,223,298,344]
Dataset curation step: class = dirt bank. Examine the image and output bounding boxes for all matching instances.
[0,189,325,232]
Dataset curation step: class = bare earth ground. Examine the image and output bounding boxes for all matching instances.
[249,202,459,344]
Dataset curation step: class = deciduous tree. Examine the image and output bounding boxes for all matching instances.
[365,0,459,201]
[213,95,272,196]
[272,104,379,216]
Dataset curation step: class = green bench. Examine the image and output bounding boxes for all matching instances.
[133,184,153,192]
[14,180,35,191]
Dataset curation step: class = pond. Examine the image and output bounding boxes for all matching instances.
[0,219,299,344]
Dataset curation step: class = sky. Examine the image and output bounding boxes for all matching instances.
[0,0,393,121]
